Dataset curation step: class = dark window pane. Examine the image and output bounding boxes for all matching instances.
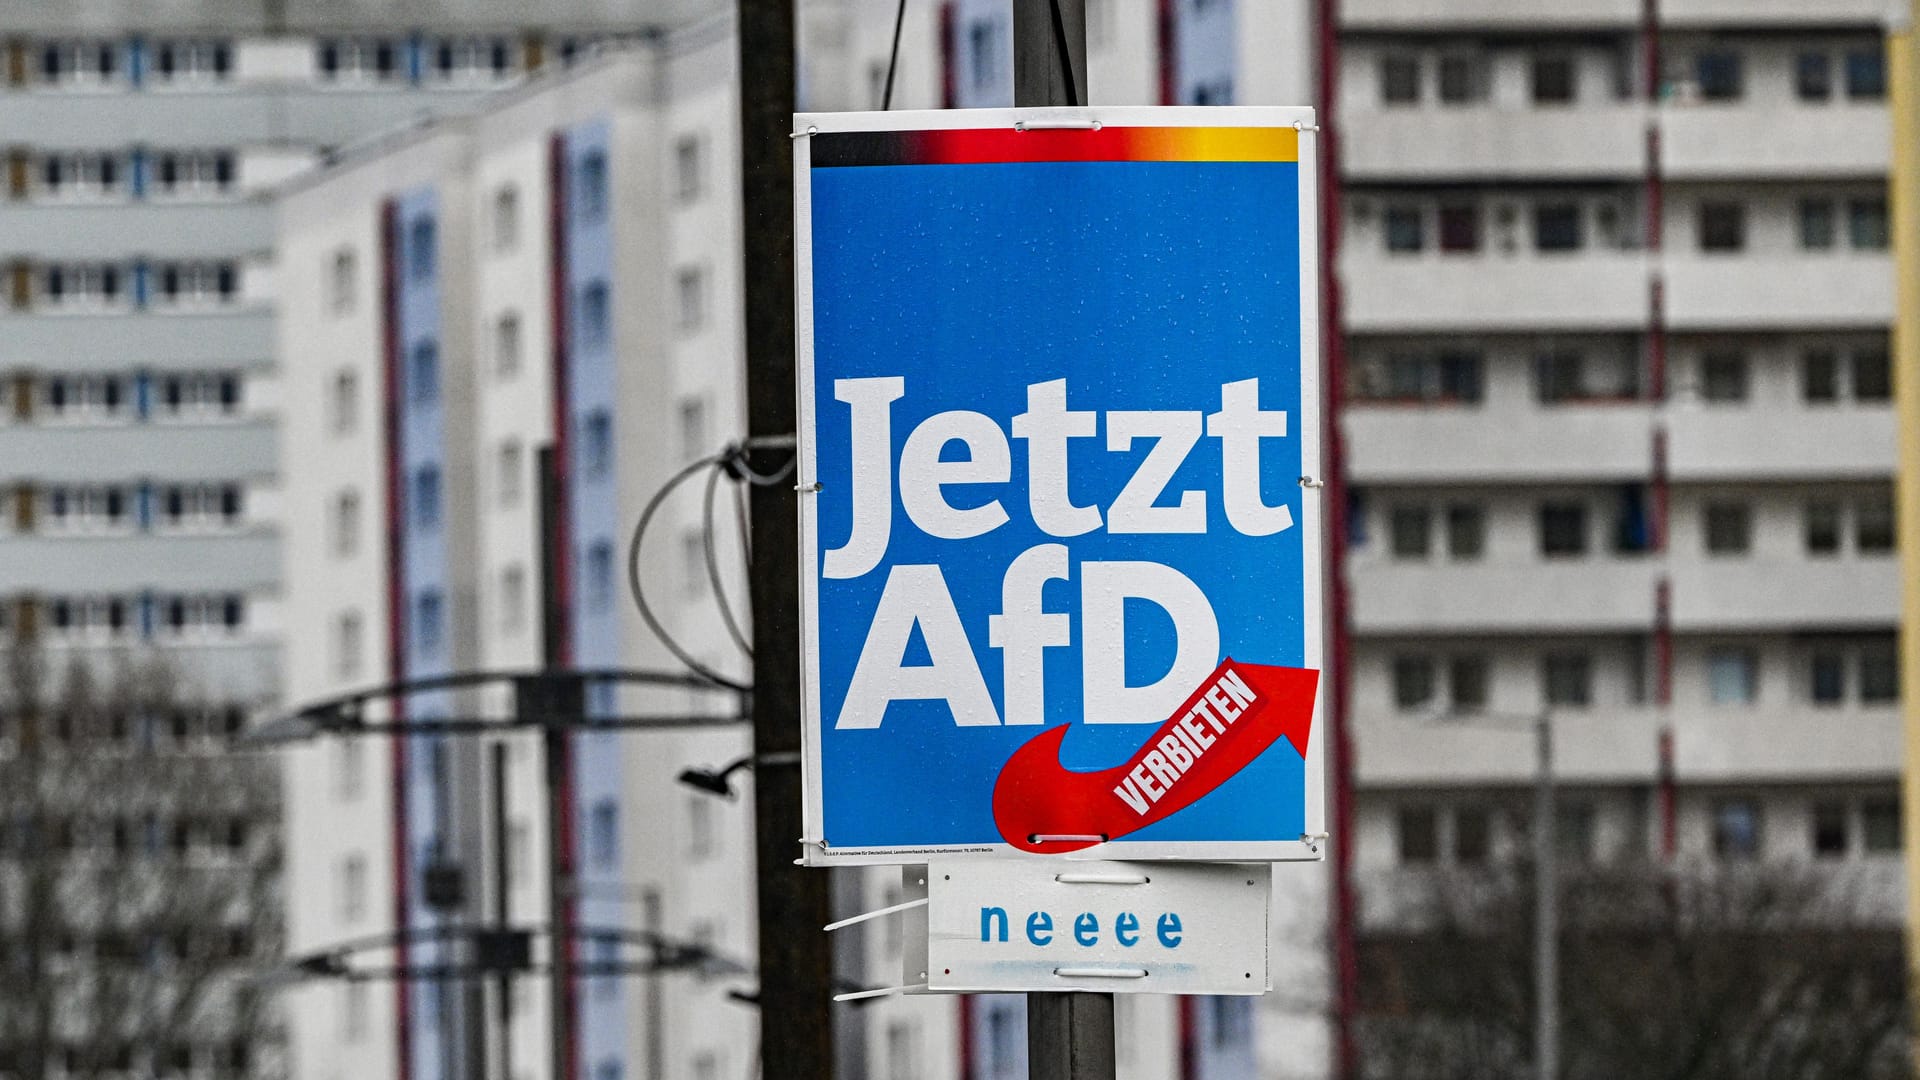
[1845,48,1886,100]
[1712,799,1761,859]
[1539,503,1588,557]
[1853,346,1892,402]
[1543,652,1592,707]
[1805,500,1841,555]
[1700,351,1748,402]
[1380,54,1419,104]
[1698,202,1745,252]
[1802,349,1839,401]
[1861,637,1899,703]
[1849,197,1889,250]
[1390,504,1431,558]
[1393,655,1435,710]
[1864,796,1901,852]
[1534,203,1583,252]
[1437,203,1480,253]
[1446,503,1485,559]
[1696,50,1743,101]
[1454,806,1491,863]
[1437,55,1484,104]
[1385,205,1423,253]
[1703,501,1751,555]
[1799,199,1835,250]
[1397,806,1438,863]
[1450,655,1489,710]
[1796,51,1832,100]
[1531,54,1575,103]
[1857,491,1895,553]
[1811,650,1846,704]
[1812,801,1848,856]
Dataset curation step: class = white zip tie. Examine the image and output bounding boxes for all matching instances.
[823,896,929,933]
[834,981,926,1002]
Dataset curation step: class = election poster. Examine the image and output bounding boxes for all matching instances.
[793,108,1324,865]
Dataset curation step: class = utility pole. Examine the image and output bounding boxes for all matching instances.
[1008,4,1112,1079]
[535,447,580,1080]
[1533,713,1558,1080]
[736,2,834,1079]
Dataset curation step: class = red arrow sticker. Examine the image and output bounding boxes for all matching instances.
[991,660,1319,853]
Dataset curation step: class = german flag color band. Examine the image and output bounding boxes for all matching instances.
[809,125,1300,169]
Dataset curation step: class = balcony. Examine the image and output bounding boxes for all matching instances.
[0,421,276,482]
[1666,405,1894,482]
[0,200,272,260]
[1345,400,1655,483]
[1345,104,1645,183]
[0,532,277,592]
[0,311,273,370]
[1355,703,1898,788]
[1664,253,1892,331]
[1662,103,1886,180]
[1342,251,1648,334]
[1659,0,1884,26]
[0,85,493,150]
[1341,0,1639,30]
[1351,560,1659,636]
[1670,558,1899,631]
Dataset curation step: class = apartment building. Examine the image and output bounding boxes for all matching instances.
[275,4,1328,1079]
[1335,0,1904,1024]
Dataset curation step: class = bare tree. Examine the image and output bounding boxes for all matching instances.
[1357,856,1908,1080]
[0,645,282,1080]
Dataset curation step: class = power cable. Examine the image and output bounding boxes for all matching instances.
[703,460,754,659]
[628,454,749,692]
[881,0,908,110]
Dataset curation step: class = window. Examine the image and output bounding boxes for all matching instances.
[1802,349,1839,402]
[1556,803,1596,862]
[409,217,436,280]
[153,39,232,82]
[409,341,439,405]
[38,152,122,199]
[1542,652,1591,707]
[1531,54,1575,104]
[1454,805,1491,863]
[498,439,524,507]
[679,396,709,461]
[38,40,120,86]
[1712,799,1761,859]
[341,854,368,922]
[413,465,441,529]
[153,150,235,196]
[154,261,238,305]
[1845,48,1886,100]
[1538,503,1588,557]
[1695,50,1743,101]
[416,590,445,653]
[1353,350,1483,404]
[499,565,527,632]
[586,540,615,612]
[1397,805,1438,863]
[1535,349,1586,403]
[428,36,514,81]
[589,799,618,869]
[1445,503,1484,560]
[335,611,364,679]
[967,18,999,91]
[1697,202,1745,252]
[1810,650,1846,704]
[1437,55,1486,104]
[1388,504,1431,559]
[1853,345,1892,401]
[581,410,613,478]
[1796,51,1832,100]
[1383,206,1423,253]
[1806,500,1841,555]
[1534,203,1583,252]
[333,490,361,557]
[1861,636,1899,703]
[1849,197,1889,250]
[1380,54,1419,105]
[1863,796,1901,853]
[1699,351,1748,402]
[493,185,519,252]
[1812,801,1848,857]
[1450,655,1490,711]
[1392,655,1435,710]
[1857,491,1895,553]
[580,281,610,347]
[577,151,609,222]
[1702,501,1751,555]
[495,313,522,377]
[330,249,357,313]
[1706,647,1757,704]
[40,263,123,309]
[676,267,706,330]
[675,135,703,202]
[1799,199,1835,250]
[1437,203,1480,253]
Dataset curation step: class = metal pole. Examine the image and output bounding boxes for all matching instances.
[1534,713,1558,1080]
[735,2,834,1078]
[1008,5,1111,1076]
[492,741,514,1080]
[535,446,579,1080]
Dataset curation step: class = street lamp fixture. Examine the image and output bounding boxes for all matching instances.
[676,751,801,800]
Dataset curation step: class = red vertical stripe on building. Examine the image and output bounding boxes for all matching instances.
[1178,996,1197,1079]
[1316,0,1361,1077]
[939,2,958,109]
[545,131,581,1080]
[955,995,974,1080]
[1157,0,1177,106]
[379,197,413,1080]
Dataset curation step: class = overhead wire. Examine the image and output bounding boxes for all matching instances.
[703,460,755,659]
[881,0,908,110]
[627,453,750,692]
